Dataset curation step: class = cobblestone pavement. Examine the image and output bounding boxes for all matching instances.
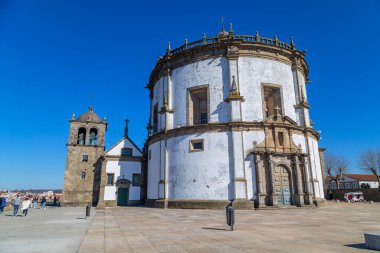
[0,206,94,253]
[78,202,380,253]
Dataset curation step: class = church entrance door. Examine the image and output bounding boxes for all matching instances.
[117,188,129,206]
[274,165,291,205]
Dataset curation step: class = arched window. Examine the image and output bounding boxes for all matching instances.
[81,171,86,179]
[77,127,86,145]
[89,128,98,145]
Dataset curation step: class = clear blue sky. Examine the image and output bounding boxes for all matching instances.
[0,1,379,190]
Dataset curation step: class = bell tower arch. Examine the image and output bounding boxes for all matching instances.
[62,106,107,206]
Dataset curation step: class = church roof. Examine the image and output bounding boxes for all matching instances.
[77,106,102,122]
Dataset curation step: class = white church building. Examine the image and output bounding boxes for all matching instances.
[63,26,326,209]
[145,26,326,209]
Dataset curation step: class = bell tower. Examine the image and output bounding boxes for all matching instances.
[62,106,107,206]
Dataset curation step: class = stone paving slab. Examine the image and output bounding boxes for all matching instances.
[78,202,380,253]
[0,206,94,253]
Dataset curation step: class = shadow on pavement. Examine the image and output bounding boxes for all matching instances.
[202,227,227,231]
[345,243,368,250]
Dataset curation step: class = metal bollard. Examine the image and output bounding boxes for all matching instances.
[86,204,90,218]
[225,201,235,231]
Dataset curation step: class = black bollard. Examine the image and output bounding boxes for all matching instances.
[225,201,235,231]
[86,204,90,218]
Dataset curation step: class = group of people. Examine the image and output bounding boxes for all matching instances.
[0,194,60,217]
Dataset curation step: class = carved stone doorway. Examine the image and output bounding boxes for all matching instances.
[274,165,291,206]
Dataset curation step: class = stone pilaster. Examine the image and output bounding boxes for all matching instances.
[96,157,107,209]
[293,155,304,207]
[254,153,266,207]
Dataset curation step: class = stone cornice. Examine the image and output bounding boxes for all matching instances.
[148,34,308,89]
[147,122,320,145]
[103,155,142,162]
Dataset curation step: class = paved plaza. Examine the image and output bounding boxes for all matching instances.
[0,206,94,253]
[78,202,380,253]
[1,202,380,253]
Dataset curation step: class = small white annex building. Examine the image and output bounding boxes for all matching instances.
[327,174,379,190]
[98,120,146,207]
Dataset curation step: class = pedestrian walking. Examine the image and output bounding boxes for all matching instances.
[41,196,46,209]
[0,195,6,214]
[33,196,38,209]
[53,196,57,208]
[21,198,32,216]
[13,194,21,216]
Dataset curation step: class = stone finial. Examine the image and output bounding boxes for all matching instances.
[185,38,188,49]
[290,36,296,49]
[255,31,260,41]
[166,41,171,55]
[221,16,225,32]
[230,76,239,95]
[124,118,130,137]
[274,35,279,45]
[89,105,93,112]
[203,33,206,44]
[229,23,233,33]
[71,112,76,120]
[103,116,107,122]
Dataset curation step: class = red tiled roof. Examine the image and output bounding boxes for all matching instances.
[325,174,378,182]
[345,174,378,181]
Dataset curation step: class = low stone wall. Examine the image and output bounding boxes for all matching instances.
[331,189,380,202]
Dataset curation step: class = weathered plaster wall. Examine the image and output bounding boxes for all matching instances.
[104,160,141,201]
[308,137,324,198]
[238,57,298,122]
[166,132,231,200]
[147,141,161,199]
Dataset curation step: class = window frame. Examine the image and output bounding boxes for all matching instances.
[121,148,133,157]
[261,83,284,119]
[189,139,204,152]
[106,173,115,186]
[132,174,141,186]
[82,154,89,162]
[187,85,209,126]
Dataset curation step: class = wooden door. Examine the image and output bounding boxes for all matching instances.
[117,188,129,206]
[274,165,291,205]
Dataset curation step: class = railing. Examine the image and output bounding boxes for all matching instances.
[168,33,294,56]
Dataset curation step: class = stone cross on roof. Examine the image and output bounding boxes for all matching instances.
[124,119,130,137]
[274,105,282,117]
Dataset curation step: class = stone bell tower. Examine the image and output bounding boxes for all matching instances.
[62,106,107,206]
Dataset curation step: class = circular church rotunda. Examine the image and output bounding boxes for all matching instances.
[146,25,325,209]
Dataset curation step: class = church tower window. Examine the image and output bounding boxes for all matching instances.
[81,171,86,179]
[89,128,98,145]
[190,139,204,152]
[82,154,88,162]
[188,86,208,125]
[263,85,282,118]
[77,127,86,145]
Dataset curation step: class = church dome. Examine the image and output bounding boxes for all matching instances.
[77,106,101,122]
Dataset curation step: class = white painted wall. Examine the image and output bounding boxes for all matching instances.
[238,57,298,122]
[104,160,141,201]
[106,138,142,157]
[147,141,161,199]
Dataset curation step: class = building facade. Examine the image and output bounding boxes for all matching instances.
[327,174,379,190]
[97,120,146,208]
[62,106,107,206]
[146,26,326,208]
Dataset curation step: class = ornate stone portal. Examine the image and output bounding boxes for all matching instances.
[253,115,312,207]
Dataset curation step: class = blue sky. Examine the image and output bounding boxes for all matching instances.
[0,0,379,189]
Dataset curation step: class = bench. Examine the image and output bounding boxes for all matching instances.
[364,233,380,250]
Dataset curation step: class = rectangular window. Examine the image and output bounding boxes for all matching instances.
[106,173,114,185]
[188,86,208,125]
[82,155,88,162]
[153,104,158,133]
[132,174,140,186]
[190,139,204,152]
[263,85,282,118]
[278,132,284,147]
[121,148,132,157]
